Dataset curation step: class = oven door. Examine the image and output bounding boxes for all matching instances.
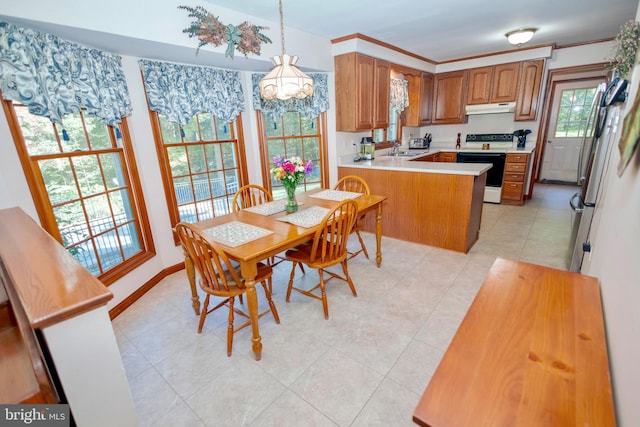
[456,152,506,187]
[457,152,506,203]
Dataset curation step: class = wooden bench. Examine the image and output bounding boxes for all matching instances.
[413,257,616,426]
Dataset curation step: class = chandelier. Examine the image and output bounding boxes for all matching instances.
[259,0,314,100]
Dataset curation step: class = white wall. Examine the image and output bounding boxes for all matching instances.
[580,7,640,426]
[0,2,338,308]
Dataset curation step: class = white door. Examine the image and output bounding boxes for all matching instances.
[540,80,603,183]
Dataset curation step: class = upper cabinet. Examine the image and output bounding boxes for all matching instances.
[432,70,468,125]
[404,72,434,127]
[373,59,391,128]
[515,59,545,121]
[335,52,390,131]
[467,63,520,105]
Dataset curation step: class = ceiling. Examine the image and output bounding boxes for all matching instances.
[203,0,637,62]
[0,0,636,72]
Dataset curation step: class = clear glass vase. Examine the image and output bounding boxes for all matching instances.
[284,184,298,213]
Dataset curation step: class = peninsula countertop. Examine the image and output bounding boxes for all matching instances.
[337,152,492,176]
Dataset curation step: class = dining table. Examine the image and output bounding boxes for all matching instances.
[180,188,387,360]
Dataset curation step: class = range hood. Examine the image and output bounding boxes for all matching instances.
[465,102,516,115]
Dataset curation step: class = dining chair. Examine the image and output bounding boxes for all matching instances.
[232,184,305,283]
[175,222,280,356]
[284,199,359,319]
[232,184,273,212]
[333,175,371,260]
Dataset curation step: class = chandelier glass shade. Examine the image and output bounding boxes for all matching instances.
[505,28,537,46]
[259,54,314,100]
[259,0,314,100]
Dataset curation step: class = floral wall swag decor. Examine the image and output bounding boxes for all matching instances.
[608,20,640,78]
[178,5,271,58]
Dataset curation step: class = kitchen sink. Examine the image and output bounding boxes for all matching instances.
[382,151,426,157]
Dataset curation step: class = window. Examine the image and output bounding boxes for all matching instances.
[151,112,246,229]
[386,107,401,142]
[258,112,327,198]
[554,87,598,137]
[4,103,154,284]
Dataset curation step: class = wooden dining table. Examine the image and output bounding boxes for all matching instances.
[181,188,387,360]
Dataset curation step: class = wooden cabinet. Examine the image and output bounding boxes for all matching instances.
[502,152,530,205]
[411,152,456,162]
[432,71,467,124]
[491,63,520,102]
[373,59,391,128]
[412,153,436,162]
[335,53,390,131]
[436,152,457,162]
[466,66,492,105]
[467,63,520,105]
[515,59,545,121]
[405,72,434,126]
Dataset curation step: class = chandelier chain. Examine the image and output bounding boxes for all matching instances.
[279,0,285,54]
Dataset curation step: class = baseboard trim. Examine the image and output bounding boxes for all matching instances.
[108,262,185,320]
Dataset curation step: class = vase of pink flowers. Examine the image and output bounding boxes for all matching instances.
[271,156,313,213]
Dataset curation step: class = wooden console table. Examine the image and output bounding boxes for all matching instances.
[413,257,616,426]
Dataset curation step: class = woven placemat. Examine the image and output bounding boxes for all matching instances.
[310,189,362,201]
[244,200,288,216]
[276,206,330,228]
[203,221,273,247]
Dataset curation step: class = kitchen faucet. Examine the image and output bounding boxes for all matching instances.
[391,141,401,155]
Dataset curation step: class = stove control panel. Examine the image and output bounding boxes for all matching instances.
[466,133,515,143]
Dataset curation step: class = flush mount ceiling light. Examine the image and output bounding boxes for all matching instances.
[505,28,538,46]
[259,0,314,100]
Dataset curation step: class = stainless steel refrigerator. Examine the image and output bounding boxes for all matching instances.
[568,77,628,272]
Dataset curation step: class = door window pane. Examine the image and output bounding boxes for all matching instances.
[554,88,597,138]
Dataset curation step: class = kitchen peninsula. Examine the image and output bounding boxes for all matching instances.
[338,152,491,253]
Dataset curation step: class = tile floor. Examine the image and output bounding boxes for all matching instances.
[112,183,579,427]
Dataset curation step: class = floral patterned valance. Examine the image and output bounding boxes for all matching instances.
[251,72,329,120]
[390,78,409,112]
[0,21,132,126]
[139,59,244,125]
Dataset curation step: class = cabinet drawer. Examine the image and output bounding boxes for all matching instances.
[502,182,524,200]
[506,153,528,163]
[504,172,525,182]
[505,163,526,173]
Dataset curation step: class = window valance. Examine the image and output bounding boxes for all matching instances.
[390,78,409,112]
[251,73,329,120]
[139,59,244,125]
[0,21,132,126]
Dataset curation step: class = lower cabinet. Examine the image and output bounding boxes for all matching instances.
[502,152,530,205]
[436,152,457,162]
[414,154,435,162]
[412,152,457,162]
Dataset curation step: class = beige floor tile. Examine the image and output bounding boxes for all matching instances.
[128,368,184,427]
[251,389,337,427]
[116,183,579,425]
[185,357,286,427]
[387,340,445,396]
[351,377,421,427]
[290,348,383,426]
